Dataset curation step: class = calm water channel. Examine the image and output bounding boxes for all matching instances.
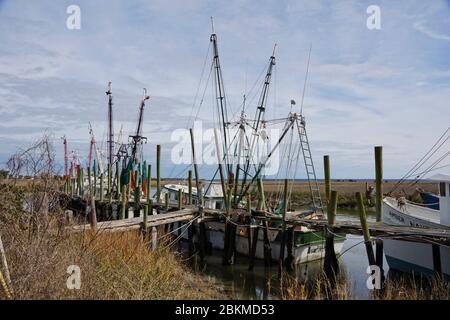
[188,209,392,299]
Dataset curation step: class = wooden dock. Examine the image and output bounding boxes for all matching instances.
[69,204,450,246]
[70,208,196,233]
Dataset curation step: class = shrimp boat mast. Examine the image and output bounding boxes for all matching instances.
[160,28,345,265]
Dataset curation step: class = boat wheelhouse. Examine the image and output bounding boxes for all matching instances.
[157,183,225,210]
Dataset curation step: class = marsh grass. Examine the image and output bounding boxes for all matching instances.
[0,219,224,300]
[275,271,449,300]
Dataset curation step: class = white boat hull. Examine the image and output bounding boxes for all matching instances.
[179,221,345,264]
[383,198,450,280]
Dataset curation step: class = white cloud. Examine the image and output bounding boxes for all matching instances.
[413,20,450,42]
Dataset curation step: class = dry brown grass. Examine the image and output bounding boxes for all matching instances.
[276,271,449,300]
[0,221,225,300]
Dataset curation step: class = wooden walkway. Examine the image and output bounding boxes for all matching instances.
[68,204,450,245]
[285,218,450,244]
[70,209,196,233]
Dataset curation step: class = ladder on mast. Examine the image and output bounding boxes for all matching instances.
[296,116,324,213]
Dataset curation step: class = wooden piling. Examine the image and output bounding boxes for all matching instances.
[324,190,339,282]
[374,146,385,279]
[188,219,195,258]
[223,188,236,265]
[120,186,126,220]
[116,160,120,200]
[262,221,272,267]
[87,166,91,195]
[248,226,259,271]
[178,189,182,209]
[188,170,193,205]
[278,179,288,277]
[156,144,161,202]
[356,192,376,266]
[141,203,148,239]
[375,146,383,222]
[285,227,295,272]
[90,195,97,231]
[324,155,331,202]
[99,173,104,202]
[165,192,169,211]
[147,164,151,201]
[257,178,267,211]
[134,183,141,218]
[198,207,206,262]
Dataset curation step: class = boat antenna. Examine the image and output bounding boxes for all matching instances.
[300,43,312,116]
[210,16,215,34]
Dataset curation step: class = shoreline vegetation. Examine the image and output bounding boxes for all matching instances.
[0,180,448,300]
[0,135,445,301]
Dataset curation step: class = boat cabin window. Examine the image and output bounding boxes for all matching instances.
[215,201,222,210]
[440,182,446,197]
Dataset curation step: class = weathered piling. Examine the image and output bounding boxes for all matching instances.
[87,166,91,195]
[324,190,339,282]
[278,179,288,277]
[285,226,295,272]
[257,178,267,211]
[178,189,182,209]
[188,170,193,205]
[188,219,195,258]
[198,207,207,262]
[147,164,151,201]
[99,173,104,202]
[374,146,385,277]
[262,221,272,267]
[156,144,161,201]
[324,155,331,202]
[141,203,148,239]
[90,195,97,231]
[375,146,383,222]
[116,160,120,200]
[356,192,376,266]
[133,170,141,218]
[223,188,236,265]
[120,186,126,220]
[248,225,259,271]
[165,192,169,211]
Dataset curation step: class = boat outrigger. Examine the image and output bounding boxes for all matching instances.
[153,24,345,265]
[382,127,450,280]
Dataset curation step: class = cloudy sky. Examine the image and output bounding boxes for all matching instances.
[0,0,449,179]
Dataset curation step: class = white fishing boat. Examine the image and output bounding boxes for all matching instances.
[160,183,345,264]
[382,174,450,280]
